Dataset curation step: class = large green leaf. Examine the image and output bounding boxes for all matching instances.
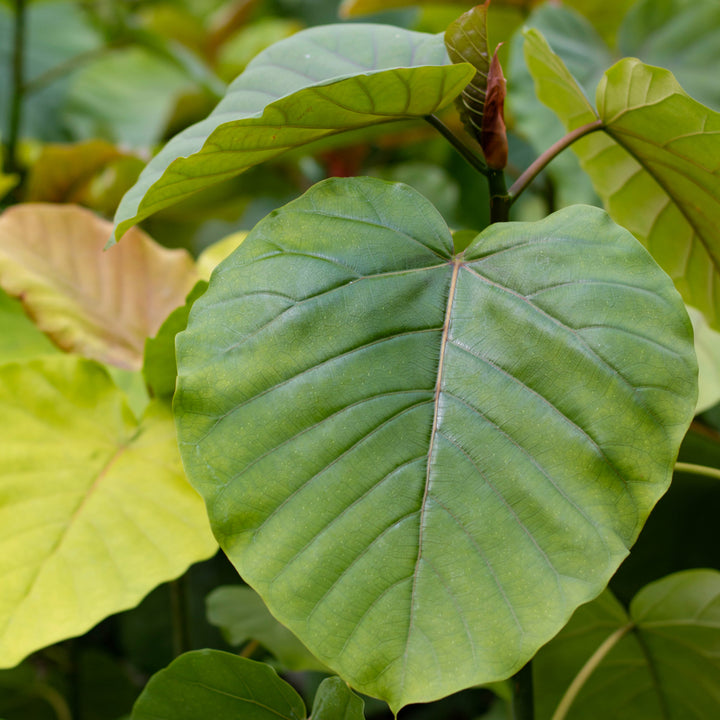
[111,25,474,241]
[174,177,696,710]
[0,357,217,669]
[524,32,720,329]
[534,570,720,719]
[131,650,305,720]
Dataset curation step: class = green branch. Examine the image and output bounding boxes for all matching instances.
[5,0,27,178]
[551,622,634,720]
[426,113,490,176]
[674,462,720,480]
[507,120,604,205]
[512,661,534,720]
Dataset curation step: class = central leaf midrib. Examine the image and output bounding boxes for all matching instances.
[401,254,463,688]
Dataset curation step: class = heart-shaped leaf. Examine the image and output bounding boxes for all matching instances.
[131,650,305,720]
[111,25,475,242]
[174,177,696,710]
[0,204,199,370]
[0,357,217,669]
[534,570,720,719]
[523,31,720,328]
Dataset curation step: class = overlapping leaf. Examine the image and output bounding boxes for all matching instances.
[524,31,720,328]
[111,25,475,241]
[174,177,696,710]
[131,651,305,720]
[131,650,364,720]
[0,356,217,669]
[534,570,720,719]
[0,204,199,369]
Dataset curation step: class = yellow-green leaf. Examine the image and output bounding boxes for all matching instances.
[0,357,217,669]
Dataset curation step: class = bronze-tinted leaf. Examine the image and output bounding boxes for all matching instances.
[0,204,198,370]
[481,48,508,169]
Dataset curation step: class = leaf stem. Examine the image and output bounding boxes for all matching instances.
[170,576,191,657]
[488,168,510,223]
[22,45,118,96]
[507,120,604,205]
[5,0,27,178]
[674,461,720,481]
[550,621,634,720]
[426,113,489,176]
[511,661,534,720]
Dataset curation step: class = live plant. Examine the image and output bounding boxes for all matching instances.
[0,1,719,719]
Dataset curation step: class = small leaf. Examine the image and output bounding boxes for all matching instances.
[206,586,327,672]
[175,177,696,711]
[0,204,199,370]
[0,357,217,669]
[312,677,365,720]
[534,570,720,719]
[131,650,306,720]
[143,281,208,400]
[444,2,491,143]
[480,49,507,169]
[111,25,475,241]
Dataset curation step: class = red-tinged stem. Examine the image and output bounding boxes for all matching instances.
[508,120,604,205]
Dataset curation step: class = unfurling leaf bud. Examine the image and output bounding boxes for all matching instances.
[480,49,508,170]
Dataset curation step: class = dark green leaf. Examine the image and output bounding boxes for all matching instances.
[312,677,365,720]
[144,281,208,399]
[175,177,696,710]
[131,650,306,720]
[534,570,720,719]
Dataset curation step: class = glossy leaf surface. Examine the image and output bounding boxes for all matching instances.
[131,650,305,720]
[534,570,720,719]
[524,32,720,328]
[0,204,199,370]
[206,585,327,671]
[175,177,696,709]
[111,25,474,241]
[0,357,216,669]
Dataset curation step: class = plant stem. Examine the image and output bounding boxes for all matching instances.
[674,461,720,481]
[22,46,116,96]
[170,576,191,657]
[488,168,510,223]
[5,0,27,178]
[511,661,534,720]
[550,622,634,720]
[507,120,604,205]
[426,113,489,176]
